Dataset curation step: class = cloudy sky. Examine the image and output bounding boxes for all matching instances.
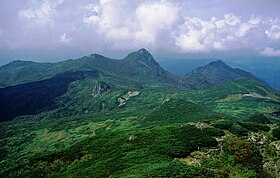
[0,0,280,64]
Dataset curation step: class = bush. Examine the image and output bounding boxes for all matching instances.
[147,99,219,124]
[224,138,253,163]
[239,122,270,132]
[212,121,233,130]
[202,127,225,137]
[248,114,271,124]
[272,127,280,140]
[223,138,262,167]
[229,125,248,136]
[155,125,218,157]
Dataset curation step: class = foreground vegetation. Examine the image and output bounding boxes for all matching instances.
[1,79,280,177]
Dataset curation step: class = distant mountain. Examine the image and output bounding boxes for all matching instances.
[183,60,257,89]
[159,58,280,91]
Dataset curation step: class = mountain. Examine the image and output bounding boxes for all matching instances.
[183,60,257,89]
[159,58,280,91]
[0,50,274,122]
[1,50,280,178]
[0,49,175,88]
[0,49,182,122]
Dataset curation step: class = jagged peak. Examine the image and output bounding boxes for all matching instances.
[124,48,155,62]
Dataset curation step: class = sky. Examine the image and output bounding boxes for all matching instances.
[0,0,280,65]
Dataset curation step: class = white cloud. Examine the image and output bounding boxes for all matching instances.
[224,13,240,26]
[265,25,280,40]
[260,47,280,57]
[175,14,280,53]
[249,16,262,25]
[59,33,72,44]
[82,0,180,48]
[83,3,100,25]
[18,0,64,25]
[175,14,241,52]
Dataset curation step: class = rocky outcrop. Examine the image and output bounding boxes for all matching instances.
[91,82,111,97]
[118,91,140,107]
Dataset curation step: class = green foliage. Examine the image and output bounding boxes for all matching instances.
[229,125,248,136]
[154,125,218,157]
[212,120,270,136]
[248,114,272,124]
[211,120,234,130]
[272,127,280,140]
[223,137,262,166]
[147,99,220,124]
[1,125,218,177]
[202,127,225,137]
[239,122,270,132]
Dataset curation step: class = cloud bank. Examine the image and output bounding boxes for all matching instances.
[0,0,280,57]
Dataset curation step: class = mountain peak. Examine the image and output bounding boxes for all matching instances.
[207,60,227,67]
[136,48,150,54]
[124,48,156,65]
[134,48,154,61]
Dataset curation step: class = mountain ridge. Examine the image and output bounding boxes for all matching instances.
[0,48,177,88]
[0,49,261,91]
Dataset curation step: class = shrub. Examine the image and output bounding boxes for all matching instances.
[239,122,270,132]
[155,125,218,157]
[272,127,280,140]
[229,125,248,136]
[211,121,233,130]
[223,137,262,167]
[202,127,225,137]
[248,114,271,124]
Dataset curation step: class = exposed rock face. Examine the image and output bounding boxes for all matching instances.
[91,82,111,97]
[118,91,140,107]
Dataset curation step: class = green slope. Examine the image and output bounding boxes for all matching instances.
[1,77,280,177]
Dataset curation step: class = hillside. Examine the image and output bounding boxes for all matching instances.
[1,49,280,177]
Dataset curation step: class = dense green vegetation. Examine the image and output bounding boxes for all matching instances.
[272,127,280,140]
[1,49,280,177]
[248,114,272,124]
[146,99,221,124]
